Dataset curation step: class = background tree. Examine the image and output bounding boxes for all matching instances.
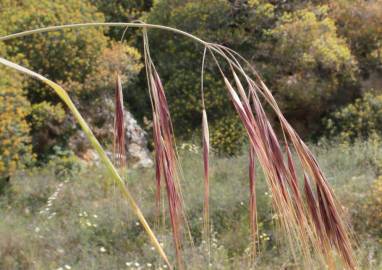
[90,0,153,40]
[0,66,33,187]
[331,0,382,79]
[0,0,110,159]
[325,91,382,141]
[264,5,359,135]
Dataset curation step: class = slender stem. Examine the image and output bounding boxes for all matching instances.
[0,22,207,45]
[0,22,255,91]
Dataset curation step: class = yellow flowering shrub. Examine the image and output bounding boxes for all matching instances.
[0,69,33,179]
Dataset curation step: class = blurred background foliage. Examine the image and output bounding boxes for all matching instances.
[1,1,382,268]
[0,0,382,169]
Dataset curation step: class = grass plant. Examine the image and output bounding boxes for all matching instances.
[0,22,357,269]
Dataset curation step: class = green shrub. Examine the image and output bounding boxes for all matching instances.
[331,0,382,76]
[210,116,245,155]
[325,91,382,141]
[0,0,108,86]
[47,146,82,179]
[268,5,358,134]
[0,0,111,159]
[90,0,153,40]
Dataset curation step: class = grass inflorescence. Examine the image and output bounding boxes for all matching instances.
[0,22,359,269]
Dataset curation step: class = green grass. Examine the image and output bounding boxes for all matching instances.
[0,139,381,269]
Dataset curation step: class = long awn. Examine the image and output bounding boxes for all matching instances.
[0,22,356,270]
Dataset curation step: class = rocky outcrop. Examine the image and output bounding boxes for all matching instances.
[75,100,153,168]
[124,110,153,168]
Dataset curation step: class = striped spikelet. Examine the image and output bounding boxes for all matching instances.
[212,51,356,268]
[113,73,126,169]
[143,31,185,269]
[205,43,355,269]
[151,70,183,268]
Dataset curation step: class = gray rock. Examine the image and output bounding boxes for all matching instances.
[124,110,153,168]
[75,98,153,168]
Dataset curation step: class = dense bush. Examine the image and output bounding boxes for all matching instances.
[0,0,107,86]
[0,0,110,159]
[325,91,382,141]
[0,69,33,182]
[90,0,153,40]
[331,0,382,77]
[267,5,358,134]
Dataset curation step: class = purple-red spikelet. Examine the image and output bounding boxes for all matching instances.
[149,69,184,269]
[219,64,356,269]
[113,73,126,169]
